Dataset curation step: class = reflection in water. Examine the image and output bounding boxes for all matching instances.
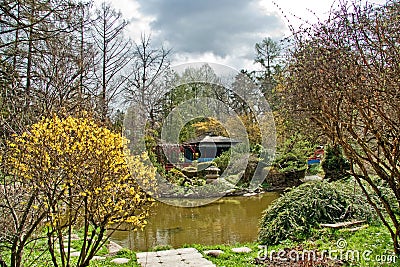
[111,192,279,251]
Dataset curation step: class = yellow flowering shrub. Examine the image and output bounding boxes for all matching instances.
[4,114,156,266]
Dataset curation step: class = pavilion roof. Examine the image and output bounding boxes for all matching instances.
[185,135,241,145]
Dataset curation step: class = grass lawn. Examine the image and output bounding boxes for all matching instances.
[2,221,398,267]
[89,224,398,267]
[187,222,399,267]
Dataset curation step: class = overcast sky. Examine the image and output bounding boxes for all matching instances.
[98,0,387,71]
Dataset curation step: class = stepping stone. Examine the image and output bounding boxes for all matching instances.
[156,250,176,256]
[158,255,183,263]
[136,257,163,265]
[92,256,106,260]
[136,251,158,259]
[137,248,216,267]
[232,247,252,253]
[70,252,81,257]
[180,252,204,260]
[108,241,123,255]
[175,247,198,254]
[185,257,216,265]
[111,258,130,264]
[62,234,80,241]
[203,249,224,257]
[63,247,76,253]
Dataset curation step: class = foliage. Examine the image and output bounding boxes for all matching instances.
[254,37,282,104]
[273,152,306,173]
[371,177,400,218]
[213,150,231,172]
[258,180,377,245]
[272,135,313,173]
[306,163,323,176]
[191,117,227,137]
[255,37,281,71]
[168,168,186,178]
[166,168,187,185]
[2,115,155,267]
[285,0,400,253]
[321,145,350,182]
[2,225,398,267]
[223,114,262,146]
[165,167,207,188]
[153,64,226,143]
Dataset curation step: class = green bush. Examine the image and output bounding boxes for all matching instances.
[166,167,206,187]
[306,163,323,175]
[321,145,350,181]
[273,152,307,173]
[258,180,377,245]
[272,135,313,173]
[168,168,186,178]
[213,150,231,172]
[213,144,252,173]
[166,168,188,185]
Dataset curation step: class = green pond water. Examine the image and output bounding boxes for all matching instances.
[111,192,279,251]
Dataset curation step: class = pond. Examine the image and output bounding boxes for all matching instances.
[111,192,279,251]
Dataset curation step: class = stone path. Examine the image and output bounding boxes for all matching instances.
[136,248,215,267]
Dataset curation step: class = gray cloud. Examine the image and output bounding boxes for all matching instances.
[136,0,285,58]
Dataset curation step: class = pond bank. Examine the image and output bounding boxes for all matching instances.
[100,221,397,267]
[110,192,279,251]
[12,211,397,266]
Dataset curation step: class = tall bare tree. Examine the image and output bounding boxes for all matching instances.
[125,34,170,124]
[91,2,133,122]
[0,0,94,138]
[0,1,97,266]
[286,0,400,254]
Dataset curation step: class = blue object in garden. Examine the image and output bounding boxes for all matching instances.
[308,158,321,165]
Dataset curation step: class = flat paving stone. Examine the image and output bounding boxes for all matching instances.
[63,247,76,253]
[92,256,106,260]
[232,246,252,253]
[70,252,80,257]
[203,249,224,257]
[136,248,215,267]
[158,255,182,262]
[190,260,216,266]
[175,248,197,254]
[180,252,203,260]
[111,258,130,264]
[156,250,177,256]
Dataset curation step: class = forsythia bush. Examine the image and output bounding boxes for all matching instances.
[6,114,155,227]
[4,114,156,266]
